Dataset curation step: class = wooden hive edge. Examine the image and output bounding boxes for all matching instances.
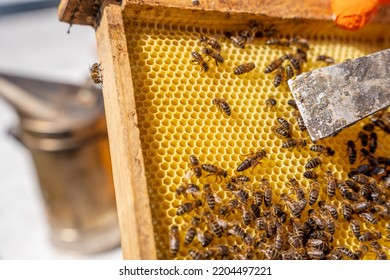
[95,3,157,259]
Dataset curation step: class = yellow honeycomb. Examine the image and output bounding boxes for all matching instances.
[124,20,390,259]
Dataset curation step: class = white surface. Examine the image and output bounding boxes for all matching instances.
[0,8,122,259]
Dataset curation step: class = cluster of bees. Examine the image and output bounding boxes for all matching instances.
[169,116,390,260]
[167,20,390,260]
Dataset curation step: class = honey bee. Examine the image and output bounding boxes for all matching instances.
[308,210,326,230]
[346,140,357,164]
[342,202,354,221]
[359,184,372,198]
[370,241,388,260]
[188,249,203,260]
[371,111,390,134]
[273,66,285,87]
[303,170,318,180]
[233,62,256,75]
[277,117,291,131]
[305,157,322,169]
[350,219,361,239]
[318,201,338,220]
[176,199,202,215]
[289,52,305,71]
[201,47,224,66]
[358,131,369,147]
[351,174,372,184]
[255,216,267,231]
[202,164,228,181]
[292,110,306,131]
[186,183,201,197]
[372,204,390,219]
[281,193,303,218]
[253,190,264,207]
[264,56,284,73]
[265,216,277,238]
[369,132,378,154]
[205,211,224,237]
[236,149,267,172]
[327,249,343,260]
[287,177,305,200]
[274,224,286,251]
[287,233,304,249]
[354,244,369,260]
[358,231,381,242]
[323,215,336,235]
[218,199,239,217]
[335,247,357,260]
[264,246,282,260]
[190,51,209,72]
[285,64,295,80]
[175,184,187,197]
[265,37,290,47]
[363,123,375,132]
[228,223,246,240]
[307,238,329,252]
[191,216,201,226]
[261,178,273,207]
[352,201,372,214]
[212,98,231,116]
[231,175,251,184]
[358,212,378,224]
[189,155,202,178]
[203,184,220,210]
[308,181,320,206]
[250,203,261,218]
[344,179,360,192]
[272,125,292,138]
[290,37,310,50]
[309,230,333,243]
[316,55,335,64]
[199,35,221,51]
[169,225,180,256]
[197,230,214,247]
[372,191,387,204]
[336,182,352,200]
[204,245,230,259]
[310,145,335,156]
[233,188,249,203]
[265,98,278,110]
[241,205,254,226]
[184,227,197,245]
[272,204,287,223]
[281,138,307,150]
[229,34,247,48]
[89,63,103,86]
[287,99,299,110]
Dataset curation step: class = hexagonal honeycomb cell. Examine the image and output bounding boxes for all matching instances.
[124,20,390,260]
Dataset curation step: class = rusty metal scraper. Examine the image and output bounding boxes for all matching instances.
[288,48,390,142]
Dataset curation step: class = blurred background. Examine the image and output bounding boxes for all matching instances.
[0,0,122,259]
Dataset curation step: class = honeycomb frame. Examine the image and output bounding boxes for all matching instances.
[120,16,390,260]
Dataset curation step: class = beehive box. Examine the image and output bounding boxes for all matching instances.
[59,0,390,259]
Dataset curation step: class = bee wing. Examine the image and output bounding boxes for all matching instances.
[216,218,228,229]
[183,170,193,181]
[213,193,222,203]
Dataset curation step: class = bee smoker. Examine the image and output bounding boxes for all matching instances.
[0,74,120,253]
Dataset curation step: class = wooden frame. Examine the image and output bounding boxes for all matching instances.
[58,0,390,260]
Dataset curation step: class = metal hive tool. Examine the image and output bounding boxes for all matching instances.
[288,48,390,142]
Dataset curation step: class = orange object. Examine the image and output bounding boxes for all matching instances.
[331,0,390,30]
